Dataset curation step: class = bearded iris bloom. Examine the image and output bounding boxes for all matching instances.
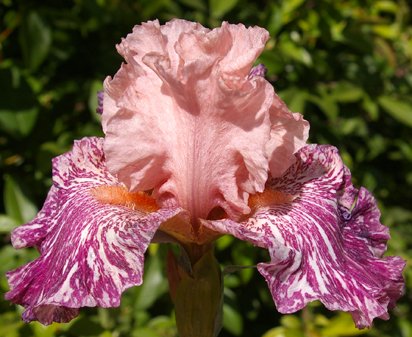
[5,19,405,330]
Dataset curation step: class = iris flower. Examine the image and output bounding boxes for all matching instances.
[5,19,404,329]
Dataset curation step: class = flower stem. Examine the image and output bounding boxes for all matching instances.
[167,244,223,337]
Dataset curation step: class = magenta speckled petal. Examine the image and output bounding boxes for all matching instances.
[102,19,308,220]
[204,144,405,328]
[5,137,180,325]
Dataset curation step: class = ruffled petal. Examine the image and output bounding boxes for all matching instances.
[102,19,307,220]
[266,94,309,178]
[5,137,180,325]
[204,144,405,328]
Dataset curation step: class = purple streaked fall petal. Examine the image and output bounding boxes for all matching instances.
[204,144,405,328]
[5,137,180,325]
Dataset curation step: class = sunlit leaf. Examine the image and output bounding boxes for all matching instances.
[209,0,238,18]
[223,303,243,336]
[362,95,379,120]
[132,327,161,337]
[279,40,312,66]
[268,0,305,34]
[308,94,339,120]
[320,312,368,336]
[373,24,400,39]
[278,88,307,113]
[216,235,234,251]
[135,254,168,310]
[280,315,301,329]
[378,96,412,127]
[262,327,285,337]
[32,321,70,337]
[0,215,19,233]
[4,175,38,224]
[0,312,24,337]
[330,82,364,103]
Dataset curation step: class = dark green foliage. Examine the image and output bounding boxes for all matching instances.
[1,0,411,336]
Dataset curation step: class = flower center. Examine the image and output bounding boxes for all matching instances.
[91,185,294,245]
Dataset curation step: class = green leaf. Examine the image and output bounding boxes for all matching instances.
[99,332,116,337]
[0,215,19,233]
[378,96,412,127]
[320,313,368,336]
[373,0,399,13]
[0,108,38,137]
[262,327,285,337]
[209,0,238,18]
[19,11,52,71]
[330,82,364,103]
[399,317,412,337]
[280,315,301,329]
[134,254,168,310]
[259,49,284,74]
[268,0,305,34]
[279,40,312,66]
[67,316,104,336]
[4,175,37,224]
[178,0,206,11]
[0,67,39,137]
[0,245,39,274]
[132,328,160,337]
[278,88,308,113]
[373,24,399,39]
[308,94,339,120]
[32,321,70,337]
[281,0,305,24]
[216,235,234,250]
[263,325,304,337]
[0,312,24,337]
[362,95,379,120]
[223,303,243,336]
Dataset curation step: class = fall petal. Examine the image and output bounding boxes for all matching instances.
[204,144,405,328]
[5,137,179,324]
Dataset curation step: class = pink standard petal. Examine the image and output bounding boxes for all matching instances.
[5,137,180,325]
[204,144,405,328]
[266,93,309,178]
[102,19,308,221]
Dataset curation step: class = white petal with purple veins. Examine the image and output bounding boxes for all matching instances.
[6,137,180,325]
[204,144,405,328]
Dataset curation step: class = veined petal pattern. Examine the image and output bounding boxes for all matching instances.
[6,137,180,324]
[204,144,405,328]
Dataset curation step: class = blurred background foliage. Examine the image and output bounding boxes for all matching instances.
[0,0,411,336]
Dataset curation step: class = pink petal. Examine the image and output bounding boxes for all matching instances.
[204,144,405,328]
[102,19,308,220]
[266,93,309,178]
[5,137,180,324]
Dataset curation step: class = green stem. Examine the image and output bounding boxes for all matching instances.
[168,245,223,337]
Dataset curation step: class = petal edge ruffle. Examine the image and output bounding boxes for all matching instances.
[204,144,405,328]
[5,137,180,324]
